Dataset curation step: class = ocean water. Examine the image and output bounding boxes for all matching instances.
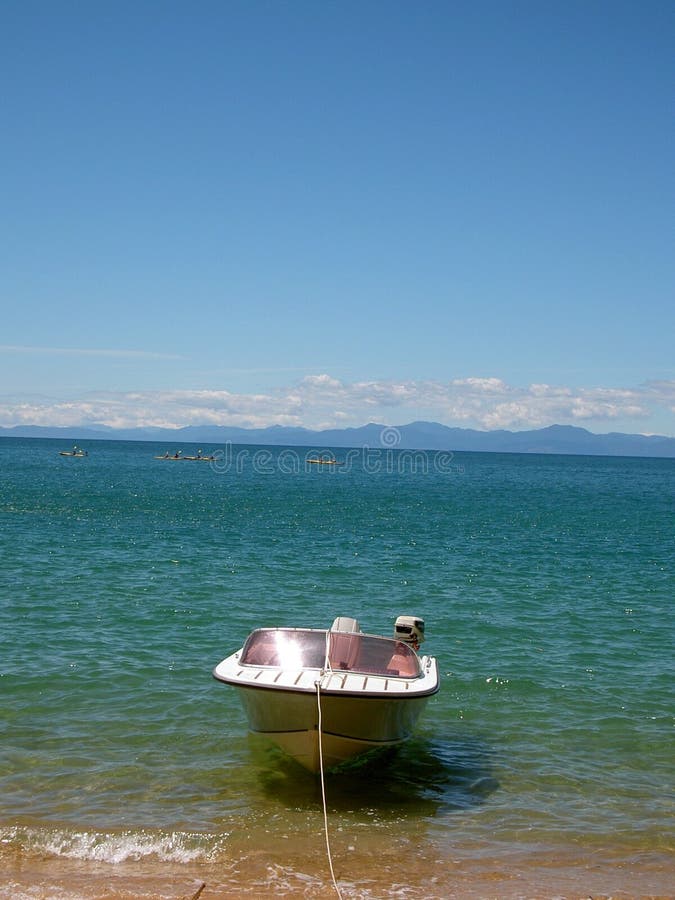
[0,437,673,899]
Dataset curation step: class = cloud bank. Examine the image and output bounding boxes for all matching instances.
[1,375,674,435]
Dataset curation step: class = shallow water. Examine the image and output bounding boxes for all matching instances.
[0,437,673,897]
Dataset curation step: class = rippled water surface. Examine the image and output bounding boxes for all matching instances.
[0,438,673,898]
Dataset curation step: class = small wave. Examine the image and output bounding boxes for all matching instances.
[0,825,229,864]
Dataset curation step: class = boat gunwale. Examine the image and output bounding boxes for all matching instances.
[212,662,440,700]
[220,681,441,701]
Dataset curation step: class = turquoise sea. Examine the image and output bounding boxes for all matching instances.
[0,437,673,899]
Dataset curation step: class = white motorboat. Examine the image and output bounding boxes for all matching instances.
[212,615,439,773]
[59,446,88,457]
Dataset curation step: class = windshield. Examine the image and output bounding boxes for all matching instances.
[240,628,420,678]
[241,629,326,669]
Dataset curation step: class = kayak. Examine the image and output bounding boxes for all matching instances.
[307,458,344,465]
[154,454,215,461]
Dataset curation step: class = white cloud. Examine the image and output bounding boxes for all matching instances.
[529,383,572,398]
[0,376,672,434]
[302,374,343,389]
[645,380,675,414]
[451,377,509,394]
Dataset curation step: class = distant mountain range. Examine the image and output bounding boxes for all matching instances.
[1,421,674,458]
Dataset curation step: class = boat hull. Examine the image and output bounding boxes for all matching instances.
[233,681,433,772]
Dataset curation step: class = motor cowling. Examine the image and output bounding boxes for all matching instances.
[394,615,425,647]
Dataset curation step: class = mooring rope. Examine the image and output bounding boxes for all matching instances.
[315,677,343,899]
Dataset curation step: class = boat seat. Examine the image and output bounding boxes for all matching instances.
[387,644,420,677]
[330,616,360,633]
[328,617,362,670]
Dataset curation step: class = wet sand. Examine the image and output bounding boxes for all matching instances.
[2,841,674,899]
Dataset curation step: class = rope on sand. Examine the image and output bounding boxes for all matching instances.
[316,679,343,900]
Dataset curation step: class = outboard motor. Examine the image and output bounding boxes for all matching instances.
[394,615,425,649]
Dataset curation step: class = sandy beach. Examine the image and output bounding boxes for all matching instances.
[2,837,674,899]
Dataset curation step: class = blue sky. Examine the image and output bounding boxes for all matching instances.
[2,0,674,435]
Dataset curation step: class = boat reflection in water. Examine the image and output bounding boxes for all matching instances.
[213,616,439,773]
